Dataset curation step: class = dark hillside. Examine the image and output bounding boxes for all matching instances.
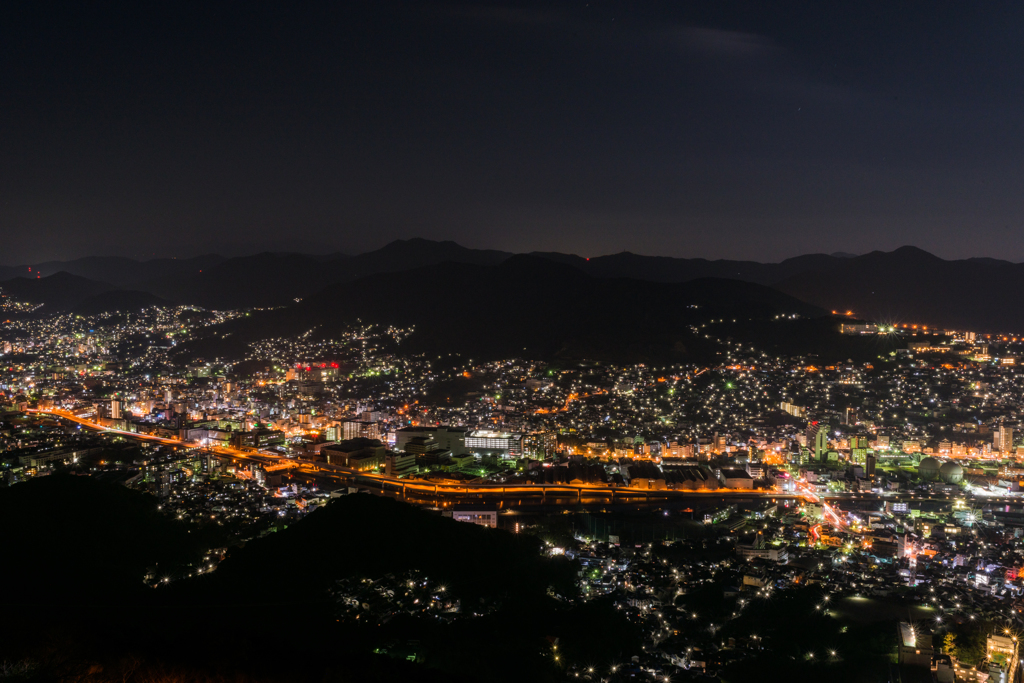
[175,255,825,363]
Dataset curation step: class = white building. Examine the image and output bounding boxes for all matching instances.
[465,430,523,458]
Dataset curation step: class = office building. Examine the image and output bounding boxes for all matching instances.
[396,426,468,455]
[995,425,1014,454]
[385,452,418,477]
[464,430,523,458]
[343,420,382,441]
[321,438,386,471]
[806,423,828,462]
[447,504,498,528]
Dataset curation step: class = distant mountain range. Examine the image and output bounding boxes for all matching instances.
[3,239,1023,333]
[0,272,120,311]
[772,245,1024,333]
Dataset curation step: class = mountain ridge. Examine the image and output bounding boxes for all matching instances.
[6,241,1024,332]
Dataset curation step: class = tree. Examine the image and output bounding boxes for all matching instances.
[951,625,988,666]
[943,633,957,658]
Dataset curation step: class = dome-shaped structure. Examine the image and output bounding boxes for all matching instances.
[939,461,964,484]
[918,457,941,481]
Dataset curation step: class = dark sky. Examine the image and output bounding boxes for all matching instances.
[3,1,1024,263]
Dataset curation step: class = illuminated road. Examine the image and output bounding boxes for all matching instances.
[796,480,848,530]
[30,408,809,506]
[28,408,279,466]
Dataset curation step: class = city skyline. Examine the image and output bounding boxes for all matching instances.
[5,288,1024,682]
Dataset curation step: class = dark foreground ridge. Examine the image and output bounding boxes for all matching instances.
[0,475,634,683]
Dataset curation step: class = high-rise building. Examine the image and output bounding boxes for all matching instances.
[780,402,806,418]
[343,419,381,441]
[110,398,122,420]
[524,431,557,459]
[806,423,828,462]
[996,425,1014,453]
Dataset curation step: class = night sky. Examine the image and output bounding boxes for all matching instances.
[3,1,1023,263]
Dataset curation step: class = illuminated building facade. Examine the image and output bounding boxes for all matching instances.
[465,430,523,458]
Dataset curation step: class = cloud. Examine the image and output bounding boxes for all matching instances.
[670,26,780,58]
